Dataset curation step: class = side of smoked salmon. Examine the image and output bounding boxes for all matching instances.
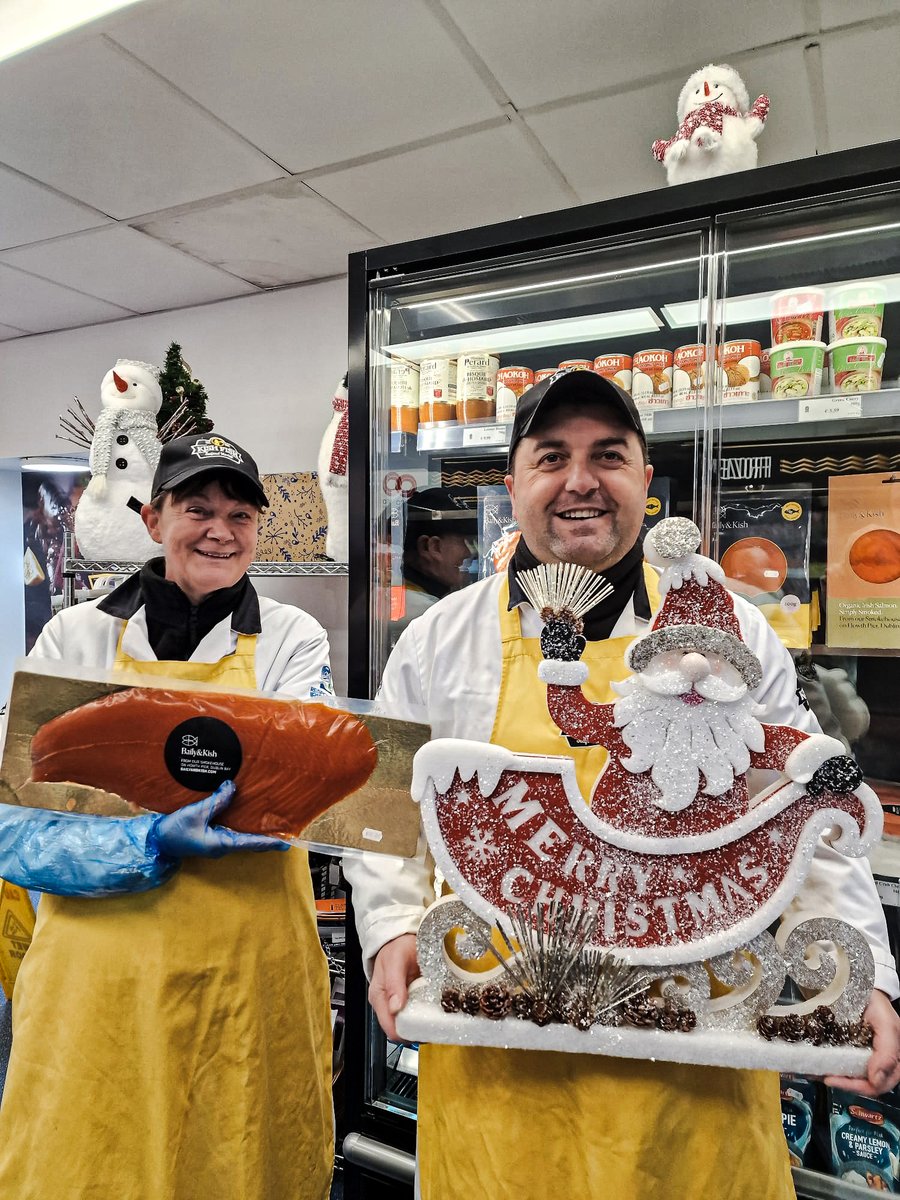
[29,687,377,837]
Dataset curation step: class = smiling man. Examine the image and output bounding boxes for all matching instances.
[344,368,900,1200]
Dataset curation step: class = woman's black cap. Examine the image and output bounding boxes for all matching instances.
[151,433,269,507]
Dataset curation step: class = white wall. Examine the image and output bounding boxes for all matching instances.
[0,275,352,692]
[0,275,349,469]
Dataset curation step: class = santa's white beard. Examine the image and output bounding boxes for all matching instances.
[612,676,765,812]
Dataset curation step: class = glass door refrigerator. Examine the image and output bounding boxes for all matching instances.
[343,141,900,1200]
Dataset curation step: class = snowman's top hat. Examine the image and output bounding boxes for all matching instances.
[152,432,269,508]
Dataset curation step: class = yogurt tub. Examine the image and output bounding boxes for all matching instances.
[828,283,886,342]
[768,341,826,399]
[771,288,825,346]
[828,337,887,393]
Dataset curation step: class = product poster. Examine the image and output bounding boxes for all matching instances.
[21,469,89,652]
[717,491,813,649]
[256,472,327,561]
[826,473,900,650]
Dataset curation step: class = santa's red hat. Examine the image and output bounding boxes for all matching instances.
[625,517,762,689]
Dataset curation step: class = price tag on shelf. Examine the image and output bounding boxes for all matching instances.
[462,424,506,448]
[797,394,862,423]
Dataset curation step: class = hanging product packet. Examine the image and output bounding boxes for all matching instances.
[717,491,813,649]
[829,1087,900,1191]
[781,1075,819,1169]
[827,472,900,650]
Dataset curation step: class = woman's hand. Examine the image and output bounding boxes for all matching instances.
[149,781,290,860]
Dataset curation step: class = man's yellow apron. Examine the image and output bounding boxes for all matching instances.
[418,574,793,1199]
[0,629,333,1200]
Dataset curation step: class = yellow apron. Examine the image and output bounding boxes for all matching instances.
[418,573,794,1200]
[0,628,333,1200]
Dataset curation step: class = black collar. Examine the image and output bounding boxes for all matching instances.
[507,537,650,639]
[98,558,261,657]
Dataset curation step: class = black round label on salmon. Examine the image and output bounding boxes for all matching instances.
[163,717,242,792]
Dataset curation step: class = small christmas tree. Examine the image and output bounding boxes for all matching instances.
[157,342,213,435]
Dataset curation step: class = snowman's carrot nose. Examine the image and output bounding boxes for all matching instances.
[704,81,710,97]
[113,371,128,393]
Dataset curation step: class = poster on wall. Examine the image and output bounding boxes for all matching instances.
[21,469,89,652]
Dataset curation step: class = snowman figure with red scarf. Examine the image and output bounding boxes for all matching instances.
[652,64,770,186]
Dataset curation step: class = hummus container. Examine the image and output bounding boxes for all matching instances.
[593,353,633,394]
[390,362,421,433]
[456,352,498,423]
[771,288,825,345]
[828,337,886,393]
[828,283,886,342]
[719,339,761,404]
[672,344,705,407]
[632,348,673,409]
[768,341,825,399]
[418,358,457,425]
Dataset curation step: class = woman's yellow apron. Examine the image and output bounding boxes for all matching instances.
[0,630,333,1200]
[418,574,793,1200]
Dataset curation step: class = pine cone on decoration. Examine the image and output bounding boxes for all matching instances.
[462,987,482,1016]
[676,1008,697,1033]
[441,986,463,1013]
[512,992,534,1020]
[757,1015,780,1041]
[847,1020,875,1048]
[479,982,512,1021]
[779,1013,805,1042]
[623,997,658,1028]
[803,1016,826,1045]
[530,999,553,1027]
[658,1000,681,1033]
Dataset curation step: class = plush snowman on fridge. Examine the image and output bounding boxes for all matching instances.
[74,359,163,561]
[652,64,770,186]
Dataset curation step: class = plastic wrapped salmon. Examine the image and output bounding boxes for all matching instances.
[29,687,377,837]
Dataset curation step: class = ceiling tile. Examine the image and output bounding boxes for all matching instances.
[108,0,503,172]
[0,167,110,250]
[820,23,900,151]
[0,225,258,311]
[310,125,575,244]
[0,323,28,341]
[0,35,284,219]
[818,1,900,28]
[528,45,812,204]
[136,179,379,286]
[442,0,806,109]
[0,265,134,333]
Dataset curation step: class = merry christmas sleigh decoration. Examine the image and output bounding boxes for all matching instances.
[395,518,882,1074]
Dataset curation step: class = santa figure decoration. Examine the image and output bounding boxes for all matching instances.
[652,64,770,186]
[317,374,349,562]
[74,359,163,562]
[397,518,881,1071]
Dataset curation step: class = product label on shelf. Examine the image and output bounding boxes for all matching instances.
[462,424,507,448]
[874,876,900,907]
[798,394,863,422]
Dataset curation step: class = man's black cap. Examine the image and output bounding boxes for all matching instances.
[507,368,647,469]
[405,487,478,534]
[151,432,269,508]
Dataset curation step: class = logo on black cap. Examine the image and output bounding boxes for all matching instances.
[190,436,244,465]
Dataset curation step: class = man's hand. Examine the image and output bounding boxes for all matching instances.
[369,933,420,1042]
[149,780,291,860]
[826,990,900,1097]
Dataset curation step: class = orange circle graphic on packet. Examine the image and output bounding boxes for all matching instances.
[720,537,788,597]
[848,529,900,585]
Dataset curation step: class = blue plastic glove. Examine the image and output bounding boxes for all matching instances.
[147,780,290,860]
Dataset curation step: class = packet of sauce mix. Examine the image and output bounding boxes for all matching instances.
[717,491,812,650]
[827,473,900,650]
[829,1088,900,1191]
